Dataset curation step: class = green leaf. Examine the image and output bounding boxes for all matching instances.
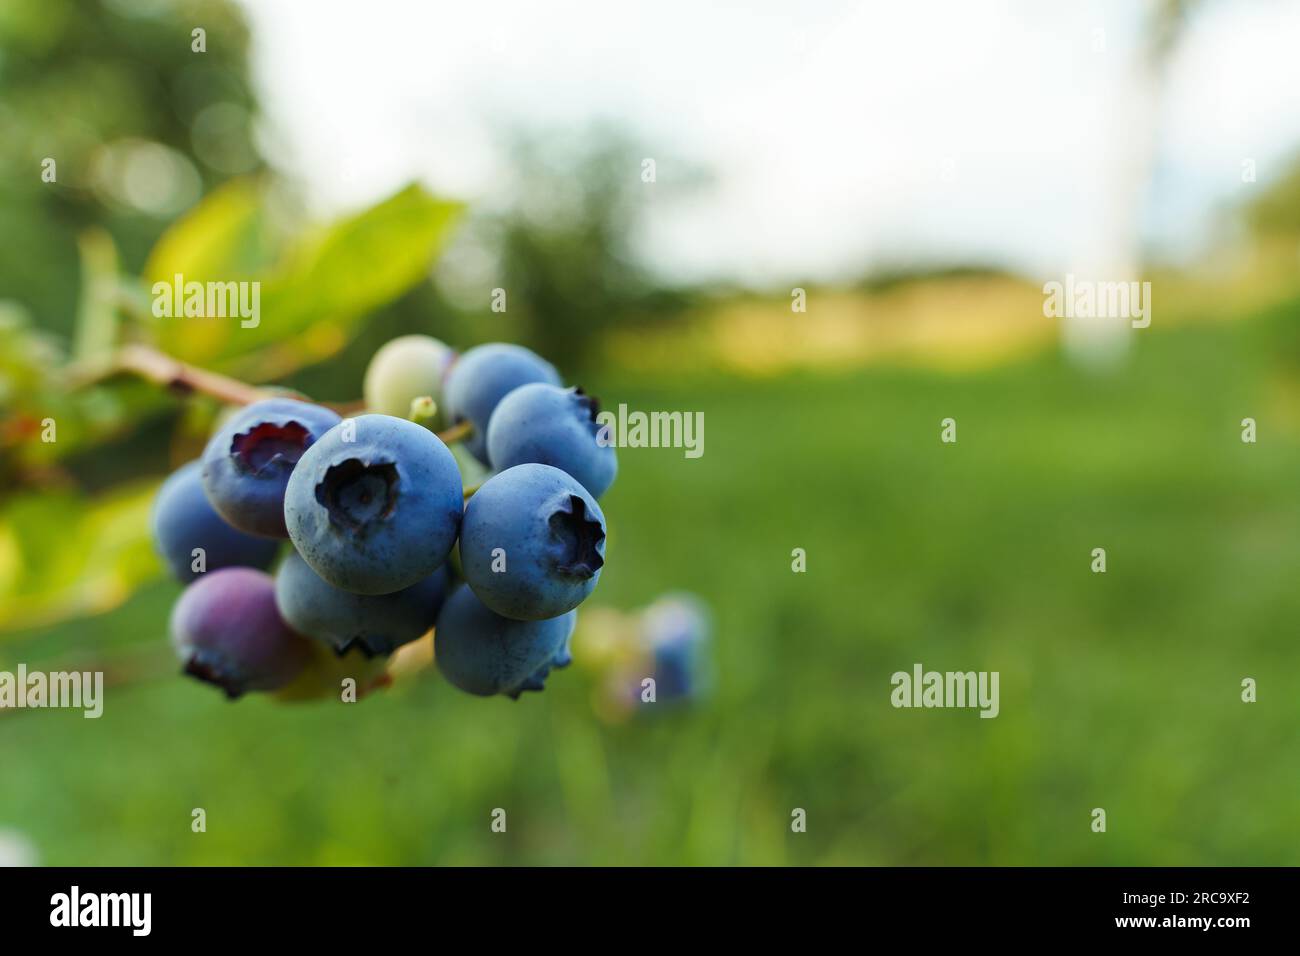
[145,182,462,372]
[71,228,122,363]
[0,482,161,634]
[143,177,270,286]
[141,178,272,365]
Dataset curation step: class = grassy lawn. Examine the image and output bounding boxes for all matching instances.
[4,302,1300,865]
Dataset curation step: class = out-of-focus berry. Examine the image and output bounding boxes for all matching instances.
[151,461,279,582]
[274,550,447,657]
[442,343,560,464]
[170,568,313,698]
[435,584,575,698]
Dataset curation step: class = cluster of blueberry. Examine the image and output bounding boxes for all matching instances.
[152,336,617,701]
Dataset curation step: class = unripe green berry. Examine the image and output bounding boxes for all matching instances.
[363,335,456,422]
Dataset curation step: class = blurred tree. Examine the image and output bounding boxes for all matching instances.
[441,129,694,371]
[1062,0,1196,369]
[0,0,261,338]
[1246,157,1300,237]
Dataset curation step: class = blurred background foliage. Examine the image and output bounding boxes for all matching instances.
[0,0,260,340]
[3,0,1300,865]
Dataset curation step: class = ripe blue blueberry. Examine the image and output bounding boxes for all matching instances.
[152,461,279,582]
[284,414,463,595]
[434,584,575,698]
[201,398,342,538]
[170,567,313,698]
[275,550,448,658]
[486,384,618,498]
[459,463,606,620]
[442,343,560,464]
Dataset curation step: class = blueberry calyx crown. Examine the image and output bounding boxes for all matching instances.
[230,420,311,475]
[549,494,605,578]
[572,387,604,434]
[316,459,399,533]
[505,643,572,700]
[574,388,614,447]
[333,635,383,659]
[183,653,245,700]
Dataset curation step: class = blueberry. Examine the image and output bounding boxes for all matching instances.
[434,584,575,698]
[201,398,342,538]
[151,461,279,582]
[363,334,456,422]
[170,567,313,698]
[486,384,618,498]
[275,550,448,658]
[284,414,463,595]
[459,463,606,620]
[642,593,712,702]
[442,343,560,464]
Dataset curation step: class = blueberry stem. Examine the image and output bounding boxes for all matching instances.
[66,344,364,415]
[408,395,439,427]
[68,348,484,433]
[437,420,474,445]
[69,344,271,405]
[407,394,473,446]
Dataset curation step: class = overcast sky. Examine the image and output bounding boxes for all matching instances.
[236,0,1300,286]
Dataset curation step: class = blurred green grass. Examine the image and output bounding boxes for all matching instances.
[3,303,1300,865]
